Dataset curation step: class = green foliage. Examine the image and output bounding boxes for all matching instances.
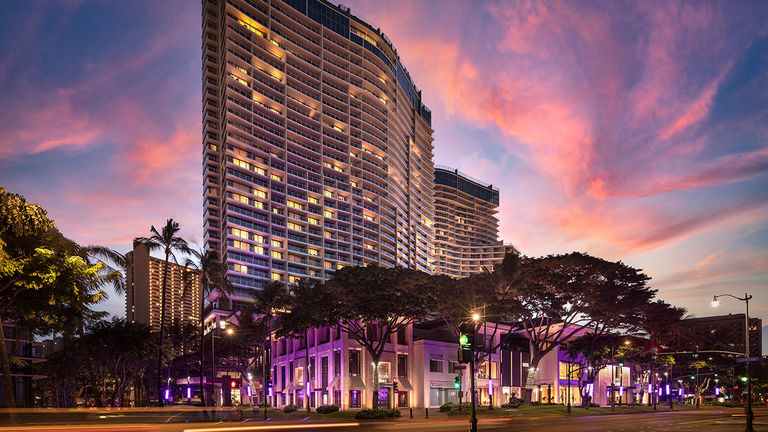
[354,408,401,419]
[316,404,339,414]
[440,402,472,414]
[283,404,298,413]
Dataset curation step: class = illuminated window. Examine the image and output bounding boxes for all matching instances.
[324,190,333,197]
[308,248,319,256]
[287,222,304,232]
[253,245,265,255]
[231,228,249,240]
[272,251,283,259]
[271,174,283,182]
[232,240,250,252]
[233,158,249,169]
[308,196,319,204]
[324,262,334,269]
[363,214,375,222]
[253,166,266,176]
[253,189,267,198]
[272,272,282,281]
[287,201,303,210]
[234,264,249,274]
[337,263,344,270]
[324,231,332,239]
[324,210,334,218]
[308,217,319,225]
[271,240,283,248]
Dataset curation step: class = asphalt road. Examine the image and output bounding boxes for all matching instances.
[0,407,765,432]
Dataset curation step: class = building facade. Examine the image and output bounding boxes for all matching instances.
[433,166,517,278]
[125,243,202,331]
[202,0,435,308]
[680,314,762,358]
[0,322,45,407]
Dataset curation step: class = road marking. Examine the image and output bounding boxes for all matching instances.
[182,423,360,432]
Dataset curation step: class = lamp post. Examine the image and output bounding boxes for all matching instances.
[711,293,754,432]
[211,326,234,409]
[469,312,480,432]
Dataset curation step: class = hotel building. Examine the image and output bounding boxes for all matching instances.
[433,166,517,278]
[125,243,202,331]
[201,0,435,307]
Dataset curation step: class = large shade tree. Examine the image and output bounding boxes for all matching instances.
[134,219,191,406]
[278,278,334,412]
[319,266,435,408]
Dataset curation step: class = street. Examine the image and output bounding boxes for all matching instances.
[0,407,765,432]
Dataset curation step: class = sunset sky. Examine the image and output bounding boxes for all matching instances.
[1,1,766,349]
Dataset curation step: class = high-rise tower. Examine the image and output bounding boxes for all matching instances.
[433,166,517,278]
[202,0,435,306]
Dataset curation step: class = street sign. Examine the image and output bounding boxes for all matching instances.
[735,356,760,363]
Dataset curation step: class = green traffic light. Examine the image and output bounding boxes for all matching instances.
[690,376,695,380]
[459,334,469,346]
[741,376,748,382]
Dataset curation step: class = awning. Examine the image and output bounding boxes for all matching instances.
[350,375,366,390]
[397,377,413,391]
[430,380,456,389]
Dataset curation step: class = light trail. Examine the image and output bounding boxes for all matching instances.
[182,423,360,432]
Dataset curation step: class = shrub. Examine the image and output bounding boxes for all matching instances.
[316,404,340,414]
[439,403,455,412]
[283,404,298,413]
[354,408,401,420]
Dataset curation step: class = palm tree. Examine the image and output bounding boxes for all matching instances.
[84,245,133,296]
[253,281,288,417]
[134,219,191,407]
[183,248,231,407]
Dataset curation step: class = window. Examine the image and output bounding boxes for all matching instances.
[429,359,443,373]
[309,356,315,380]
[272,251,283,259]
[448,361,458,374]
[349,390,361,408]
[398,354,408,377]
[377,362,390,383]
[334,350,341,377]
[334,390,341,406]
[321,356,329,388]
[271,239,283,247]
[349,350,360,376]
[271,174,283,181]
[309,248,319,256]
[272,272,282,281]
[397,327,407,345]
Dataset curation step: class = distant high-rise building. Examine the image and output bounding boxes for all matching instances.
[202,0,434,306]
[433,166,517,278]
[125,244,201,330]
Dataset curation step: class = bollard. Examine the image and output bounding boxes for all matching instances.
[409,407,413,418]
[425,407,429,418]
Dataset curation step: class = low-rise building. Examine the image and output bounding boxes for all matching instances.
[0,322,45,407]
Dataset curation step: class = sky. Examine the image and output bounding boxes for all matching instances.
[1,1,767,351]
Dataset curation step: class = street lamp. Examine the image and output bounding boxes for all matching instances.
[211,325,234,409]
[711,293,754,432]
[468,312,480,432]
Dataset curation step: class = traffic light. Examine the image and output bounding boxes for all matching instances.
[393,378,399,393]
[692,346,699,359]
[690,375,695,380]
[650,347,658,360]
[229,379,239,389]
[741,376,748,382]
[458,322,474,364]
[454,376,461,389]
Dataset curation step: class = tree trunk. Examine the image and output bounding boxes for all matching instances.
[0,316,16,408]
[157,254,169,407]
[304,329,310,412]
[523,355,540,404]
[199,310,207,408]
[371,357,380,409]
[78,326,104,407]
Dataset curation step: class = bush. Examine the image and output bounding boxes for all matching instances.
[283,404,298,413]
[316,404,340,414]
[439,403,455,412]
[354,408,401,420]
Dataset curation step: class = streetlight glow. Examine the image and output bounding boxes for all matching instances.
[710,296,720,308]
[472,312,480,322]
[226,327,234,335]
